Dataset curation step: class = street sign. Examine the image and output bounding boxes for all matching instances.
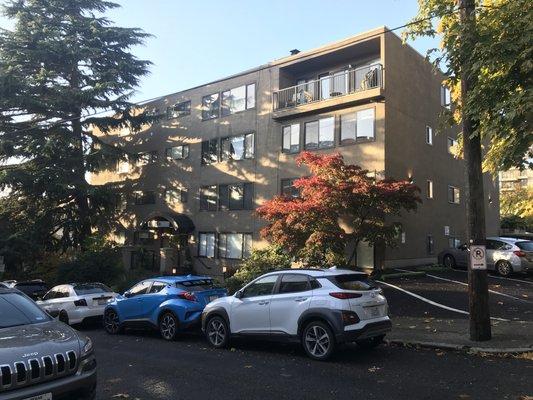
[470,245,487,270]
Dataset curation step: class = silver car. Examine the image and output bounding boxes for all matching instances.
[37,283,117,325]
[438,237,533,277]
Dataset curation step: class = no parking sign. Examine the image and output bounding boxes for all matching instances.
[470,245,487,270]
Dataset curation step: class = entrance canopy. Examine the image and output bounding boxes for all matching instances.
[140,212,195,234]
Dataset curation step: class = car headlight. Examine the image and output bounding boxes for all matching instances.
[81,336,93,356]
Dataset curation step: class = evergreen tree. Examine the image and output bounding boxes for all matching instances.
[0,0,154,259]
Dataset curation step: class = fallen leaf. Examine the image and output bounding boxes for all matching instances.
[368,366,381,373]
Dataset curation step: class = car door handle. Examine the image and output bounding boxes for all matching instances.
[258,301,269,305]
[294,297,308,302]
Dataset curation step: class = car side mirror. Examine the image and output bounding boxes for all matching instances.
[234,290,243,299]
[124,291,133,298]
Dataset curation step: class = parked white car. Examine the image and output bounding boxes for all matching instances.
[202,268,391,361]
[37,283,118,325]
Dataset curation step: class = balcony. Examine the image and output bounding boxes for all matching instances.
[272,64,383,119]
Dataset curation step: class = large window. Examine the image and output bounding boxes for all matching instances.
[441,86,451,109]
[200,185,217,211]
[282,124,300,153]
[133,191,156,205]
[202,93,220,120]
[198,233,216,258]
[166,145,189,160]
[136,151,158,166]
[447,137,458,156]
[305,116,334,150]
[426,126,433,145]
[165,188,187,204]
[219,233,252,259]
[201,139,219,164]
[167,101,191,119]
[218,183,253,210]
[221,84,255,116]
[281,178,300,197]
[448,185,460,204]
[340,108,375,144]
[426,180,434,199]
[221,133,254,161]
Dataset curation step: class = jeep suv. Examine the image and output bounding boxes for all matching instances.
[0,287,97,399]
[202,268,391,360]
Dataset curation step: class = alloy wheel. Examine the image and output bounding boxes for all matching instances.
[497,261,511,277]
[207,318,227,347]
[160,314,177,340]
[304,325,331,358]
[104,310,120,334]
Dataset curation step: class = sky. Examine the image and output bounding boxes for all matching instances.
[0,0,441,103]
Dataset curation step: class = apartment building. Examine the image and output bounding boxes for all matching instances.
[499,168,533,192]
[90,27,500,278]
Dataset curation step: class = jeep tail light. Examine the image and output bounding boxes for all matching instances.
[178,291,197,302]
[514,250,526,257]
[74,299,87,307]
[329,292,362,299]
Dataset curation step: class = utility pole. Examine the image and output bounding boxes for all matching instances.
[458,0,492,341]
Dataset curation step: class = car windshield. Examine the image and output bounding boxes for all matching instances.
[516,241,533,251]
[327,274,378,291]
[0,292,51,329]
[74,283,112,295]
[176,279,216,291]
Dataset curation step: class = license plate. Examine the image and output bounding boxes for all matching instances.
[24,393,52,400]
[208,295,218,302]
[365,306,380,317]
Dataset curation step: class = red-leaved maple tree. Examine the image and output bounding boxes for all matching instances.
[256,152,421,268]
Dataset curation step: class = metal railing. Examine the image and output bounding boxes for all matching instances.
[273,64,383,111]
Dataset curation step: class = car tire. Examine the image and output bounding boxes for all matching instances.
[103,309,122,335]
[58,310,69,325]
[302,321,336,361]
[356,334,385,349]
[205,316,230,349]
[496,260,513,277]
[443,254,456,269]
[159,312,179,341]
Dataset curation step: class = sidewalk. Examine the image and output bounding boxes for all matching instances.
[387,316,533,353]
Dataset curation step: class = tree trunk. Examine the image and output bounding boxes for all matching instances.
[459,0,491,341]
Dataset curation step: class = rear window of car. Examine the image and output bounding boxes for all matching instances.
[176,279,216,291]
[14,283,47,294]
[74,283,112,295]
[0,292,50,328]
[516,241,533,251]
[327,274,378,291]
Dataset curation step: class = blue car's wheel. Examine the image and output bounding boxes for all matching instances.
[159,312,179,341]
[206,316,229,348]
[104,309,122,335]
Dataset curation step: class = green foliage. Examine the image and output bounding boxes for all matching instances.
[225,246,292,294]
[404,0,533,172]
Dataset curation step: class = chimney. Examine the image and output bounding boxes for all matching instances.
[290,49,300,55]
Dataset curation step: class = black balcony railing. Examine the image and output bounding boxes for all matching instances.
[273,64,383,111]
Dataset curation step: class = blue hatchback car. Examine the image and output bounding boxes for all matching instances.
[103,275,227,340]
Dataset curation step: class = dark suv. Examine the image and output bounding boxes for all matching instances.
[0,287,97,399]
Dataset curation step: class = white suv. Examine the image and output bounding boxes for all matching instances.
[202,268,391,360]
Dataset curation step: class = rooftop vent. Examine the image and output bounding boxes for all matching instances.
[290,49,300,55]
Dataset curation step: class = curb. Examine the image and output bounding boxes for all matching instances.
[385,338,533,354]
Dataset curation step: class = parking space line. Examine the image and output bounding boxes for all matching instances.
[376,280,510,322]
[396,269,531,303]
[437,268,533,285]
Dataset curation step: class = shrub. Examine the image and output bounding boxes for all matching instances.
[225,246,292,294]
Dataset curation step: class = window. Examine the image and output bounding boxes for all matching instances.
[117,160,130,174]
[202,93,220,120]
[198,233,216,258]
[128,281,151,297]
[427,235,434,255]
[219,233,252,259]
[133,191,156,205]
[426,180,434,199]
[200,185,217,211]
[441,85,451,109]
[340,108,375,144]
[281,178,300,197]
[220,84,256,116]
[218,183,253,210]
[0,293,50,328]
[448,238,462,248]
[167,101,191,119]
[221,133,254,161]
[327,274,378,291]
[305,116,334,150]
[201,139,219,164]
[246,83,256,109]
[448,185,460,204]
[279,274,311,294]
[165,188,187,204]
[447,137,458,155]
[426,126,433,145]
[133,231,154,245]
[166,145,189,160]
[282,124,300,153]
[73,283,112,295]
[242,274,277,298]
[148,282,167,294]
